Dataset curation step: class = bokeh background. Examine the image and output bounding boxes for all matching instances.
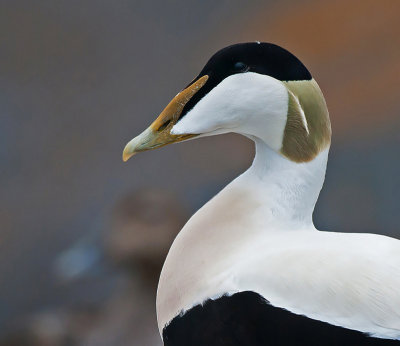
[1,0,399,344]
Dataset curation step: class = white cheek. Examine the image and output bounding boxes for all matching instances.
[171,82,239,135]
[171,73,288,151]
[239,80,288,151]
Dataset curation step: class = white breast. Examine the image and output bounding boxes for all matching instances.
[156,145,400,340]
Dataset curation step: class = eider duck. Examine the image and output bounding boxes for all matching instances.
[122,42,400,345]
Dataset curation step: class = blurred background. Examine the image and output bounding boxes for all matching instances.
[1,0,399,344]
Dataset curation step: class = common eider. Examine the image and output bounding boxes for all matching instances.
[122,42,400,345]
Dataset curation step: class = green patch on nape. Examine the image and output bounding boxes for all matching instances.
[281,79,331,163]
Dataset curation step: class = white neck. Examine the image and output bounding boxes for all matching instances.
[157,138,329,331]
[243,137,329,230]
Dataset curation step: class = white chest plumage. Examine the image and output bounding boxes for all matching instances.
[156,145,400,340]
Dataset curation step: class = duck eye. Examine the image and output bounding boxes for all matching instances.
[233,62,249,72]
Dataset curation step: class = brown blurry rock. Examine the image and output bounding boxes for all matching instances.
[74,189,188,345]
[0,189,187,346]
[0,310,73,346]
[106,189,187,282]
[78,279,162,346]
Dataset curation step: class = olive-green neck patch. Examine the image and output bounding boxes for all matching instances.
[280,79,331,163]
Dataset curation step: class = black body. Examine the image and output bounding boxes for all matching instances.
[163,291,400,346]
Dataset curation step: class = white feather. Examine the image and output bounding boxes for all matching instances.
[292,93,309,134]
[157,141,400,340]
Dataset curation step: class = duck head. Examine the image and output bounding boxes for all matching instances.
[123,42,331,163]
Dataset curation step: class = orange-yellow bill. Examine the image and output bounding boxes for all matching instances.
[122,75,208,162]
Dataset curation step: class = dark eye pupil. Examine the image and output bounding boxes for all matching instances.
[233,62,248,72]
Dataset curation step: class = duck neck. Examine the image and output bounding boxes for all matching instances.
[242,138,329,229]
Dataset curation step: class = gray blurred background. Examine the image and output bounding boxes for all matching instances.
[1,0,399,344]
